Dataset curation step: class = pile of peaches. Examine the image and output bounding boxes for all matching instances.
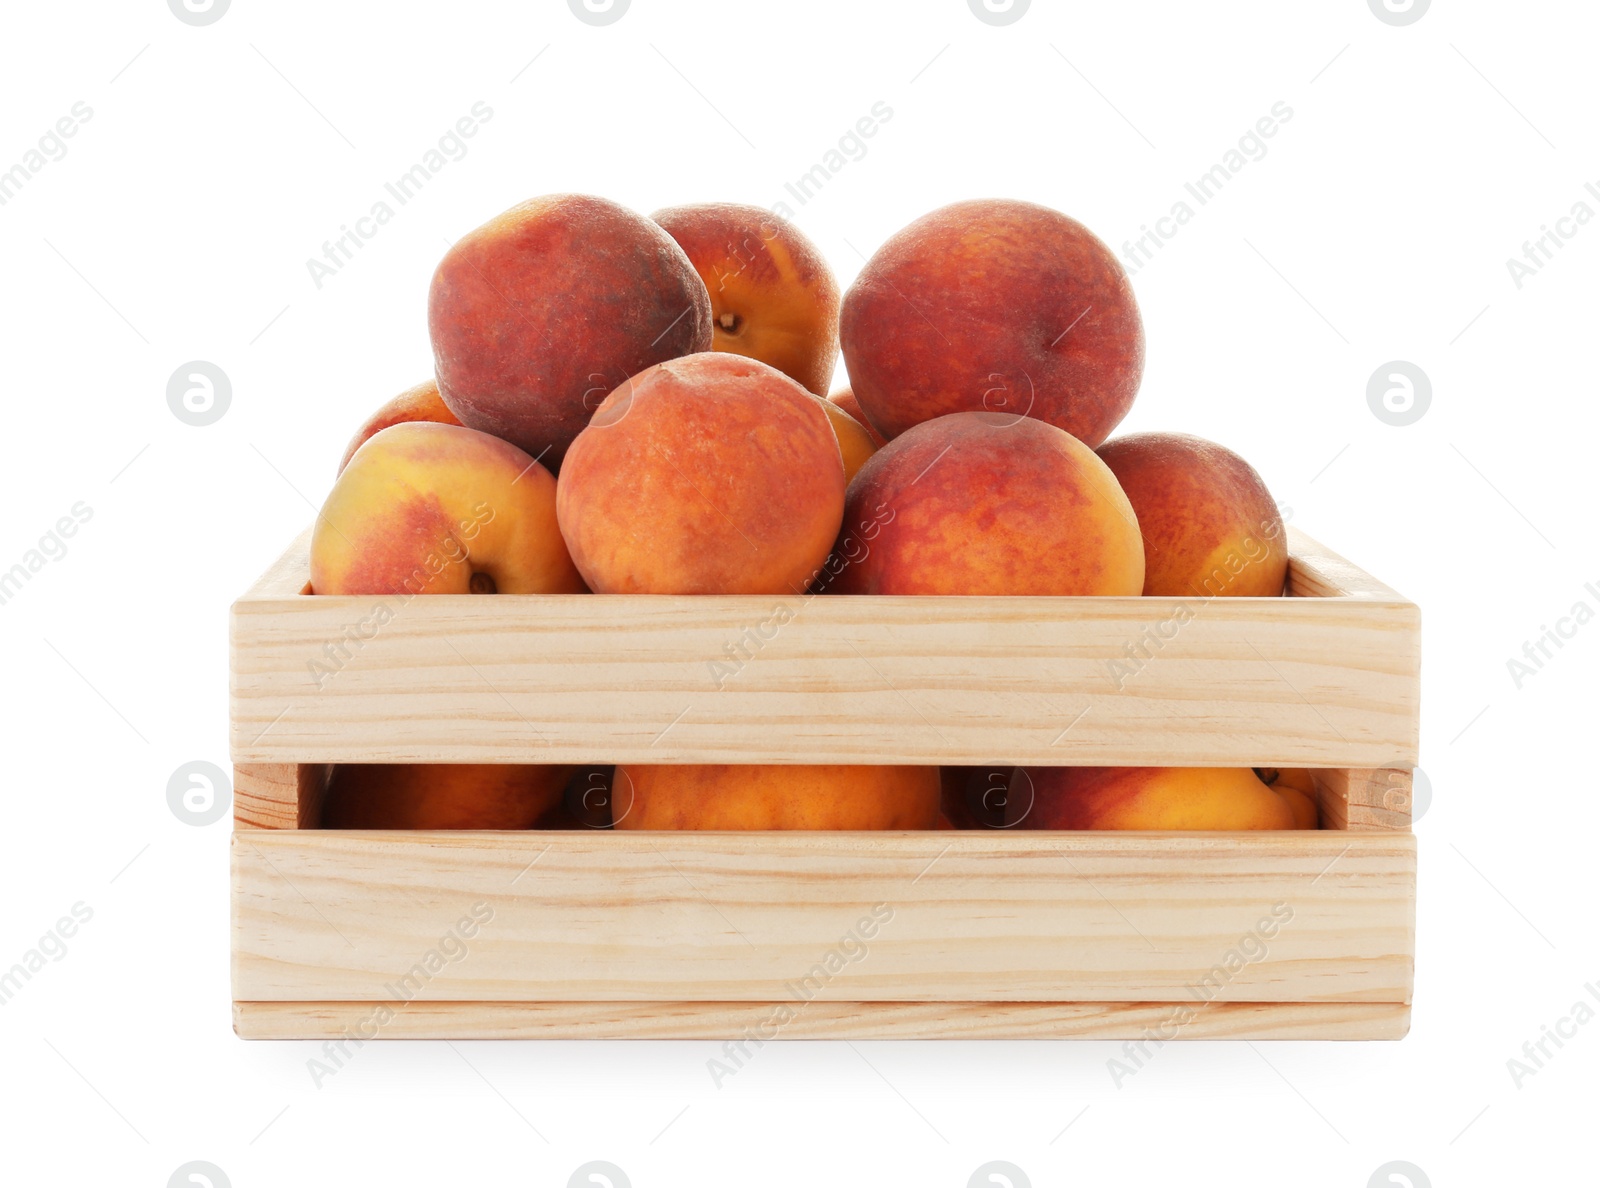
[313,194,1318,834]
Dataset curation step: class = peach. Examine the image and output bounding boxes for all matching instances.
[310,421,585,596]
[840,199,1143,445]
[653,203,840,395]
[556,353,845,594]
[337,378,460,474]
[321,763,571,829]
[814,394,878,484]
[1097,432,1288,598]
[429,194,713,470]
[827,412,1144,596]
[1257,767,1320,829]
[828,387,887,447]
[1015,767,1295,831]
[1275,786,1319,830]
[610,764,940,830]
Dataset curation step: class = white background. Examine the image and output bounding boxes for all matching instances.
[1,0,1594,1184]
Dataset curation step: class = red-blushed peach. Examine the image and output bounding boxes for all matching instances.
[555,353,846,594]
[652,203,841,395]
[429,194,713,470]
[813,394,878,484]
[610,764,940,830]
[310,421,585,596]
[1015,767,1295,830]
[828,387,887,447]
[826,411,1144,596]
[1097,432,1288,598]
[840,199,1143,445]
[337,378,460,474]
[321,763,572,829]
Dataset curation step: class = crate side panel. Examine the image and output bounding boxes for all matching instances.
[231,594,1419,766]
[232,831,1415,1004]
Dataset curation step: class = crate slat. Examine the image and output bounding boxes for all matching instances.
[230,527,1420,768]
[232,830,1415,1006]
[233,998,1410,1041]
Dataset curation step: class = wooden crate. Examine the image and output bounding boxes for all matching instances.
[230,527,1419,1040]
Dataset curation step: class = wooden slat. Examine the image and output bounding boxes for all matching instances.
[233,998,1410,1041]
[234,763,327,829]
[231,830,1415,1005]
[241,525,313,599]
[230,530,1420,768]
[1312,767,1414,832]
[1286,527,1408,601]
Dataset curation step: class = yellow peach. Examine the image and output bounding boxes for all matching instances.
[1016,766,1295,830]
[310,421,585,596]
[611,764,940,830]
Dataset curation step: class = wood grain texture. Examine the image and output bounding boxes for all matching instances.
[242,525,314,599]
[1313,767,1414,832]
[233,763,328,829]
[233,998,1411,1041]
[1285,528,1408,601]
[230,528,1420,767]
[232,830,1415,1005]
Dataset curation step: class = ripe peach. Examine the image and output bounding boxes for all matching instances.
[653,203,841,395]
[828,387,887,447]
[1097,432,1288,598]
[610,764,940,830]
[429,194,713,470]
[337,378,460,474]
[310,421,585,596]
[840,199,1143,445]
[1257,767,1320,829]
[828,412,1144,596]
[814,394,877,484]
[556,353,845,594]
[1015,767,1295,830]
[1275,786,1318,830]
[321,763,571,829]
